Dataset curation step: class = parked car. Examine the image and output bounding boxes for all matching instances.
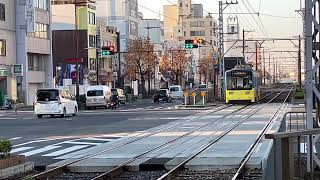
[86,85,112,109]
[169,85,183,99]
[154,89,172,103]
[111,88,126,105]
[34,88,78,118]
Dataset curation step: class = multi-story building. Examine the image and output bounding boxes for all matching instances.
[96,0,139,87]
[15,0,53,105]
[163,5,178,41]
[52,0,97,85]
[166,0,218,85]
[0,0,17,102]
[138,18,164,90]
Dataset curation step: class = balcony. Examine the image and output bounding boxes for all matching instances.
[28,71,46,84]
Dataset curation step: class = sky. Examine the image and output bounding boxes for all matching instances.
[138,0,304,74]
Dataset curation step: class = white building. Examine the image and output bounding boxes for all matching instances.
[138,18,164,89]
[0,0,53,105]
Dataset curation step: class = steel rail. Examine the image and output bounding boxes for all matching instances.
[91,104,254,180]
[156,86,291,180]
[91,87,286,180]
[231,86,293,180]
[32,104,233,179]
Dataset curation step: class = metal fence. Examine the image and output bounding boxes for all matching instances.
[266,111,319,180]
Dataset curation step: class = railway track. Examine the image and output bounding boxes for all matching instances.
[31,85,293,180]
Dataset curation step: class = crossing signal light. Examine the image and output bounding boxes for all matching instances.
[185,40,199,49]
[101,46,115,56]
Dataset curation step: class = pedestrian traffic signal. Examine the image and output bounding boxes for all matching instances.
[101,46,115,56]
[185,40,199,49]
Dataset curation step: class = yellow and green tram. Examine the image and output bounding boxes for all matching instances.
[225,67,261,103]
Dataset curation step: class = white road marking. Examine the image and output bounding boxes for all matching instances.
[1,117,16,120]
[42,145,88,157]
[11,147,34,153]
[13,139,52,148]
[128,117,180,121]
[9,137,23,140]
[81,137,113,141]
[20,145,61,157]
[62,141,101,145]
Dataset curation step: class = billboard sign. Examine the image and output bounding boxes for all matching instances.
[26,0,35,33]
[13,64,23,76]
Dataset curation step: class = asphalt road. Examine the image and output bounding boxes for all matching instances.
[0,100,205,167]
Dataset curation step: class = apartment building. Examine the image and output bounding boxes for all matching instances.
[15,0,53,105]
[0,0,17,101]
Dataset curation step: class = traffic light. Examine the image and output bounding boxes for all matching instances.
[185,40,199,49]
[101,46,115,56]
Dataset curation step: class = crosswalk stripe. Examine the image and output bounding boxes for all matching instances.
[61,141,101,145]
[11,147,34,153]
[42,145,88,157]
[9,137,23,140]
[20,145,61,157]
[81,137,113,141]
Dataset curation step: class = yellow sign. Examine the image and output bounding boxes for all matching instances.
[191,91,196,97]
[184,91,189,97]
[201,91,206,97]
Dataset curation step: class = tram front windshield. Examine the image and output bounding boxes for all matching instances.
[226,71,253,90]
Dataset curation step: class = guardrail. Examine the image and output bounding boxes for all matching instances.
[265,111,318,180]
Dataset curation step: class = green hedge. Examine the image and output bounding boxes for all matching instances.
[294,89,304,99]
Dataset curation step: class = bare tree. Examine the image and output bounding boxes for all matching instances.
[160,46,188,85]
[123,37,157,95]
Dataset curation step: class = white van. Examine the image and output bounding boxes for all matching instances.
[169,85,183,99]
[34,89,78,118]
[86,85,112,109]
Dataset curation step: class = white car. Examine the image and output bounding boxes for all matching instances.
[169,85,183,99]
[34,89,78,118]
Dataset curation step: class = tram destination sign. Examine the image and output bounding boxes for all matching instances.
[231,71,251,77]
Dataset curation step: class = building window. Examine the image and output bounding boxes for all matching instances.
[210,30,213,36]
[99,59,104,69]
[27,53,44,71]
[0,40,6,56]
[89,35,96,47]
[0,3,5,21]
[27,23,49,39]
[89,58,96,70]
[190,21,205,27]
[210,21,213,27]
[88,12,95,25]
[180,3,182,7]
[190,31,205,36]
[34,0,48,10]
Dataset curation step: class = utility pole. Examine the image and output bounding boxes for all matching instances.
[255,41,258,71]
[263,49,266,84]
[298,35,302,89]
[242,29,245,64]
[218,0,238,100]
[273,58,276,84]
[116,32,122,89]
[269,54,271,84]
[75,0,80,102]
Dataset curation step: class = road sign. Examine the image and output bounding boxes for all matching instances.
[191,91,196,97]
[183,91,189,97]
[13,64,23,76]
[201,91,206,97]
[0,68,6,76]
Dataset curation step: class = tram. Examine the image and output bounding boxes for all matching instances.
[225,66,261,103]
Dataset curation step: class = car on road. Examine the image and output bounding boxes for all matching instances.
[86,85,112,109]
[169,85,183,99]
[111,88,126,105]
[154,89,172,103]
[34,89,78,118]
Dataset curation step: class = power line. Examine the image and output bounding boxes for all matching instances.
[241,0,269,38]
[259,13,299,19]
